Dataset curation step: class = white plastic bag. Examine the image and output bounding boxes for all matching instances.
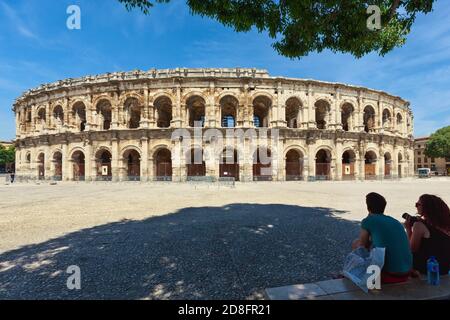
[343,247,385,293]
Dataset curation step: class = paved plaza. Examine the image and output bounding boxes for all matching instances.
[0,179,449,299]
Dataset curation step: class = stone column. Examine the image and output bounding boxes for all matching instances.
[111,138,119,182]
[171,139,185,182]
[85,141,92,182]
[44,143,51,180]
[356,93,365,131]
[335,139,343,180]
[171,84,182,128]
[112,93,120,129]
[148,102,156,128]
[307,84,316,128]
[335,89,342,130]
[62,143,68,181]
[379,146,385,179]
[140,137,149,181]
[307,141,315,179]
[140,89,150,129]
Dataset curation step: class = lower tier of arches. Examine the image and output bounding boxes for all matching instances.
[15,138,414,182]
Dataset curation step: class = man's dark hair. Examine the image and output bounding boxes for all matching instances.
[366,192,387,214]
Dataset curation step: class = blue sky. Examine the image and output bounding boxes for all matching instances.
[1,0,449,140]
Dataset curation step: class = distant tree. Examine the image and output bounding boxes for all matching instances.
[0,145,15,166]
[424,126,450,159]
[118,0,435,58]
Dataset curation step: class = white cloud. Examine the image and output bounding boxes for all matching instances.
[0,1,40,41]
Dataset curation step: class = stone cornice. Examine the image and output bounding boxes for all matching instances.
[12,68,410,112]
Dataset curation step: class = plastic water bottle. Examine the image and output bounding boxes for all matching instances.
[427,256,440,286]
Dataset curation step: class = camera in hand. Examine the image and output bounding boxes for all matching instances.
[402,213,420,224]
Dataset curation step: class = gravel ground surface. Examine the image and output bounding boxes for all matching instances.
[0,178,449,299]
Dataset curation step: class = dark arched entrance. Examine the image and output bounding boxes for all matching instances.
[124,149,140,181]
[365,151,377,180]
[96,150,112,181]
[53,152,62,181]
[315,149,331,180]
[72,151,85,181]
[253,147,272,181]
[155,148,172,181]
[342,150,356,180]
[37,153,45,180]
[220,148,239,181]
[187,148,206,177]
[285,149,303,181]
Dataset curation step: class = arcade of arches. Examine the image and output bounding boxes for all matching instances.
[17,141,412,182]
[13,68,414,182]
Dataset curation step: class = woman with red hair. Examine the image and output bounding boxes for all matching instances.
[405,194,450,275]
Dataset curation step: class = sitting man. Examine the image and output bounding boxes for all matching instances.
[353,192,412,284]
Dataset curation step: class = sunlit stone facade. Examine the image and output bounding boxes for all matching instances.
[13,68,414,182]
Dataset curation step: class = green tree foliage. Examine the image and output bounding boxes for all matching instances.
[118,0,434,58]
[0,145,15,165]
[424,126,450,159]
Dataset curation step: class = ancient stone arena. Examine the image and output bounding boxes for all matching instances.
[1,179,448,299]
[14,68,414,182]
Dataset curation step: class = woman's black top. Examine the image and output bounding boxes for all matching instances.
[413,221,450,275]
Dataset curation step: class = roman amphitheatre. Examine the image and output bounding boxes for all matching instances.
[13,68,414,182]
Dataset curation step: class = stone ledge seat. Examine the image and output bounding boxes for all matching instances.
[265,275,450,300]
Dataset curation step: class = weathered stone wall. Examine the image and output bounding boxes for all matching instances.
[13,68,414,182]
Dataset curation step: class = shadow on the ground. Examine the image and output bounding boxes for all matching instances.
[0,204,360,300]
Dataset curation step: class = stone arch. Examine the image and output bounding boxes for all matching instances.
[119,92,144,106]
[342,149,357,179]
[220,95,238,128]
[92,95,113,109]
[252,95,272,128]
[186,95,206,127]
[123,96,142,129]
[122,148,141,181]
[52,105,64,127]
[285,148,304,181]
[219,147,239,181]
[341,102,355,132]
[154,147,172,180]
[52,150,63,180]
[154,95,173,128]
[70,149,86,181]
[315,148,332,180]
[363,105,376,132]
[182,91,208,105]
[250,91,274,102]
[120,145,142,158]
[253,146,272,181]
[36,106,46,120]
[382,108,392,128]
[36,106,47,130]
[72,101,87,131]
[384,152,392,177]
[285,97,302,128]
[151,91,176,103]
[25,151,31,164]
[37,152,45,180]
[364,150,378,179]
[186,146,206,177]
[217,91,240,103]
[314,99,331,129]
[95,147,112,181]
[96,99,112,131]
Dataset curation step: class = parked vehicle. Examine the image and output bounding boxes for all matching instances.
[418,168,431,178]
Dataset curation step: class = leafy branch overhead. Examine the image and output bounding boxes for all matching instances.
[118,0,434,58]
